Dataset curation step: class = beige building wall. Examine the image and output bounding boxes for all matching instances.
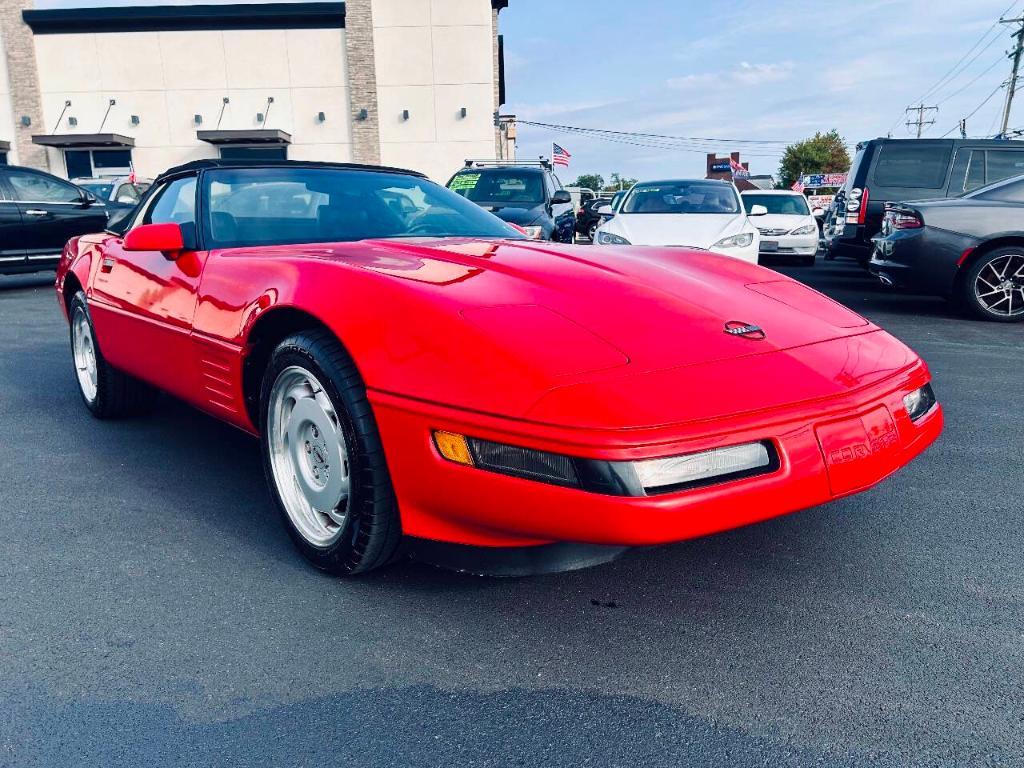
[0,19,15,161]
[32,25,353,178]
[371,0,496,181]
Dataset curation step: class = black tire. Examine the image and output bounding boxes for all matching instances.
[960,247,1024,322]
[587,222,598,241]
[259,329,401,575]
[68,291,158,419]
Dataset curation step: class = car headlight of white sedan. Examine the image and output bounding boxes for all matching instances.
[596,231,631,245]
[711,232,754,249]
[789,224,817,235]
[521,225,544,240]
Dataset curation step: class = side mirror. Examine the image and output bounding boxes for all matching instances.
[595,204,614,216]
[748,204,768,216]
[551,190,572,205]
[123,222,185,258]
[812,207,824,218]
[79,191,98,207]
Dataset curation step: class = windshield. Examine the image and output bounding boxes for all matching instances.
[742,194,809,215]
[622,181,740,214]
[963,173,1024,202]
[203,168,524,249]
[79,182,113,199]
[447,169,546,207]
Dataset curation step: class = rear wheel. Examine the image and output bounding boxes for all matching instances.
[259,330,401,575]
[961,248,1024,322]
[587,222,598,241]
[68,291,157,418]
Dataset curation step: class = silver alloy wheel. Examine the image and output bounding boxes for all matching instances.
[71,307,98,403]
[267,365,351,547]
[975,253,1024,317]
[588,222,598,241]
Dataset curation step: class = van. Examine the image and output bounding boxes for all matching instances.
[826,138,1024,265]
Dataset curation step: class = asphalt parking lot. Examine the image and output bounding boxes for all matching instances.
[1,259,1022,767]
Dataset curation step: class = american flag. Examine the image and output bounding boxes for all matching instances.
[552,143,571,167]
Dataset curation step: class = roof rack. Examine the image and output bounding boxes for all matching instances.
[463,158,552,170]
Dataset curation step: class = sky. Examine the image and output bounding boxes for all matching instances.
[35,0,1024,184]
[498,0,1022,184]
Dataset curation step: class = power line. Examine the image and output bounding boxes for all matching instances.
[888,0,1020,134]
[515,120,792,146]
[937,83,1003,139]
[933,53,1007,107]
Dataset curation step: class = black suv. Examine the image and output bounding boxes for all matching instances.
[446,160,576,242]
[827,138,1024,265]
[1,165,113,276]
[575,196,612,241]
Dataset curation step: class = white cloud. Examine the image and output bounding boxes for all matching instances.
[733,61,796,85]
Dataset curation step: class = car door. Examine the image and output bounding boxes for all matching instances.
[0,170,27,271]
[88,174,208,400]
[5,168,109,267]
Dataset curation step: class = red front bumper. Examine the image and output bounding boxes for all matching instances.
[369,365,942,549]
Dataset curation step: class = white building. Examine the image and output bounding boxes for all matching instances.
[0,0,511,182]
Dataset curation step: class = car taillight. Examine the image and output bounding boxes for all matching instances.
[578,206,586,216]
[845,187,869,224]
[891,211,922,229]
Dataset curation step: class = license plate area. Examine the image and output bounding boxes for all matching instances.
[816,406,899,495]
[761,240,779,251]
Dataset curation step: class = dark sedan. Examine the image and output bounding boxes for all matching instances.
[869,174,1024,322]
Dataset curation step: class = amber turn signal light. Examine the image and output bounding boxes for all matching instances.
[433,431,474,466]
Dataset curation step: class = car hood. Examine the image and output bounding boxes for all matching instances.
[752,213,815,232]
[282,237,893,427]
[605,213,749,247]
[477,204,545,226]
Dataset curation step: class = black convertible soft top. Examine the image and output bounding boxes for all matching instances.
[156,159,427,183]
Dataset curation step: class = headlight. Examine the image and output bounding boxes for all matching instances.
[629,441,774,494]
[521,225,544,240]
[711,232,754,249]
[433,431,779,496]
[789,224,817,235]
[903,383,937,422]
[596,231,631,245]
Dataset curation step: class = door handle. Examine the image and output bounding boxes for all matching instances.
[24,209,49,216]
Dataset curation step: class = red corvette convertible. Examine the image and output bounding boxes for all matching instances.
[56,160,942,575]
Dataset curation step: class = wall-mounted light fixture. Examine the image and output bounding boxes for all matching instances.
[317,111,326,123]
[130,115,140,126]
[68,116,78,127]
[356,108,368,121]
[194,114,203,125]
[256,112,265,123]
[459,107,467,118]
[401,109,410,121]
[20,115,31,127]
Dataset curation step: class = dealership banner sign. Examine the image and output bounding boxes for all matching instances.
[799,172,847,188]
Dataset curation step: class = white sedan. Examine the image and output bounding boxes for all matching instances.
[592,179,764,263]
[740,189,819,266]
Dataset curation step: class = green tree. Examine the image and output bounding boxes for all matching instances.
[777,130,850,189]
[605,173,638,192]
[568,173,604,191]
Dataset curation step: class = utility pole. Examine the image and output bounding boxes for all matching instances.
[905,104,938,138]
[999,17,1024,138]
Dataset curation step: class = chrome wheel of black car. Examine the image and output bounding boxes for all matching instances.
[969,251,1024,321]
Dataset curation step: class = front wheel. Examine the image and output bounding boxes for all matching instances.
[961,248,1024,322]
[587,222,598,241]
[259,329,401,575]
[68,291,157,418]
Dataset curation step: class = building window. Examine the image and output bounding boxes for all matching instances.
[218,146,288,161]
[64,148,134,179]
[0,152,7,166]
